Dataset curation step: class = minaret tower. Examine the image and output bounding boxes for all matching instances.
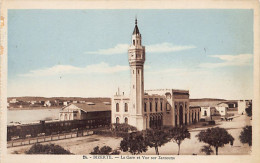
[128,18,146,130]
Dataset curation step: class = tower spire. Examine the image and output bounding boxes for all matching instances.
[132,17,140,35]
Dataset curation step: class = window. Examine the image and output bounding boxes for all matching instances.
[138,70,140,74]
[125,117,128,124]
[116,103,119,112]
[116,117,120,124]
[144,103,147,112]
[155,102,158,112]
[133,40,135,45]
[150,102,152,112]
[204,110,207,116]
[133,85,135,89]
[125,103,128,112]
[160,102,163,111]
[133,70,134,74]
[137,40,138,45]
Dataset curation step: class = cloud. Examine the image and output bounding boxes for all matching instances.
[19,62,129,77]
[85,42,196,55]
[146,43,196,53]
[86,44,129,55]
[147,68,208,76]
[199,54,253,68]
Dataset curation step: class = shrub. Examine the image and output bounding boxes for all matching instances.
[200,145,214,155]
[90,146,120,155]
[111,123,137,133]
[25,143,72,154]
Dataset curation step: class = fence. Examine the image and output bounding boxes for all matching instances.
[7,130,94,148]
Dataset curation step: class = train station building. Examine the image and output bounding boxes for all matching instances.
[111,19,194,130]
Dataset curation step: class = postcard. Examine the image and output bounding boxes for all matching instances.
[0,0,259,163]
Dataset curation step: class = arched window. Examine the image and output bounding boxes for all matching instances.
[150,102,152,112]
[64,114,67,120]
[144,103,147,112]
[125,103,128,112]
[160,102,163,111]
[204,110,207,116]
[133,40,135,45]
[116,117,120,124]
[116,103,119,112]
[155,102,158,112]
[125,117,128,124]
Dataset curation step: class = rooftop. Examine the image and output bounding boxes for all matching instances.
[64,103,111,112]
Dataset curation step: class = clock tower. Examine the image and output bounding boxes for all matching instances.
[128,18,146,130]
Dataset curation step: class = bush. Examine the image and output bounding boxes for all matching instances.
[90,146,120,155]
[111,123,137,133]
[25,143,72,154]
[200,145,214,155]
[208,121,215,125]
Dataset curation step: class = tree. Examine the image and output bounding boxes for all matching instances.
[144,129,170,155]
[168,126,190,155]
[239,125,252,146]
[120,131,148,155]
[90,146,120,155]
[196,127,234,155]
[200,145,214,155]
[25,143,72,154]
[245,104,252,117]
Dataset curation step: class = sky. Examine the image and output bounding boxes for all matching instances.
[7,9,254,100]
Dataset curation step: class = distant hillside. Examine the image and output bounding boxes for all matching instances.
[8,97,111,102]
[190,98,227,102]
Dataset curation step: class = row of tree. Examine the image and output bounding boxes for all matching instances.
[118,126,236,155]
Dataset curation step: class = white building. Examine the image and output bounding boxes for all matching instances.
[44,100,51,107]
[215,102,228,116]
[9,99,17,103]
[111,19,190,130]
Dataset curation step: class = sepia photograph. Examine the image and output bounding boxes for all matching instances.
[0,0,259,163]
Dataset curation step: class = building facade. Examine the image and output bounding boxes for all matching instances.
[111,19,190,130]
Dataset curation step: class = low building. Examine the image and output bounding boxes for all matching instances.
[44,100,51,107]
[63,101,68,106]
[215,102,228,116]
[59,102,111,121]
[9,99,17,103]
